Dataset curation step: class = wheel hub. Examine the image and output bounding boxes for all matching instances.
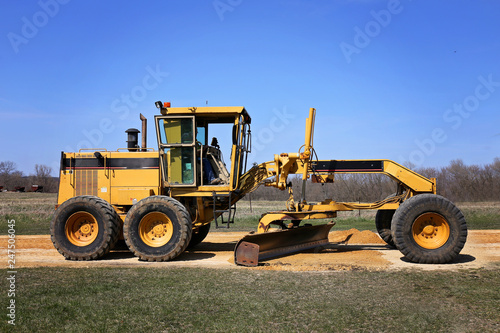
[79,221,94,236]
[151,222,167,238]
[139,212,173,247]
[412,213,450,249]
[422,225,436,237]
[65,212,99,246]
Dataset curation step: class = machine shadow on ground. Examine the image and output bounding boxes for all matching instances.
[399,254,476,265]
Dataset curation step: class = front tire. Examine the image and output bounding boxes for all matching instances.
[123,196,192,261]
[391,194,467,264]
[51,196,121,260]
[187,223,211,249]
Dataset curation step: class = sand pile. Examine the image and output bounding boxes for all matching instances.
[329,228,386,245]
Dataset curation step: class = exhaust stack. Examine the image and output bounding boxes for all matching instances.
[140,113,147,151]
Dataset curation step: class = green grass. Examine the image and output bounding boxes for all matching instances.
[457,202,500,229]
[0,193,499,235]
[0,193,56,235]
[1,266,499,332]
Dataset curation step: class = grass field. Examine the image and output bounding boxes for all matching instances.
[1,192,499,235]
[1,193,499,332]
[1,266,499,332]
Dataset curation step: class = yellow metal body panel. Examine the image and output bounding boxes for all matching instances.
[57,152,111,205]
[57,151,160,206]
[382,160,435,193]
[171,187,231,197]
[258,157,435,195]
[57,167,76,204]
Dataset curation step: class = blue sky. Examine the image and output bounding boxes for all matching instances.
[1,0,499,176]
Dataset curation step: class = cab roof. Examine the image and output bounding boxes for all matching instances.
[160,106,251,124]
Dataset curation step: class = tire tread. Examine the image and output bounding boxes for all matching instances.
[391,194,467,264]
[51,196,121,260]
[123,196,192,262]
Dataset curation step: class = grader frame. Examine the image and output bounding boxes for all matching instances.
[52,104,467,266]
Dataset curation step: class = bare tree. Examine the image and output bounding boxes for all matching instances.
[31,164,56,192]
[0,161,17,176]
[0,161,23,191]
[34,164,52,180]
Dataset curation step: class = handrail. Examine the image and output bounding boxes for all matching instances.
[78,148,107,152]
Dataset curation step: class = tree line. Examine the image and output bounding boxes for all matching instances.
[246,158,500,203]
[0,161,58,193]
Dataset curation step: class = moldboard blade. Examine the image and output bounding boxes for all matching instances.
[234,222,335,266]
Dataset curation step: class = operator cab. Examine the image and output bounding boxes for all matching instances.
[154,103,251,191]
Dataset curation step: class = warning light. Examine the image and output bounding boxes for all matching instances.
[155,101,170,115]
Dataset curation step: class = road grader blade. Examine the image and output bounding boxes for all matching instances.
[234,222,335,267]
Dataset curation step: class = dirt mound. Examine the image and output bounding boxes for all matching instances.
[329,228,386,245]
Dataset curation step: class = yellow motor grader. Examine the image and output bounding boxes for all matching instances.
[52,103,467,266]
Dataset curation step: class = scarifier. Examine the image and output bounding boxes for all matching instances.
[52,103,468,266]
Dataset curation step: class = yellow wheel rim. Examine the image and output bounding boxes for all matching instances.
[65,212,99,246]
[412,213,450,249]
[139,212,173,247]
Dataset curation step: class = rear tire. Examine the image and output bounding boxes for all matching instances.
[391,194,467,264]
[51,196,121,260]
[187,223,211,249]
[124,196,192,261]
